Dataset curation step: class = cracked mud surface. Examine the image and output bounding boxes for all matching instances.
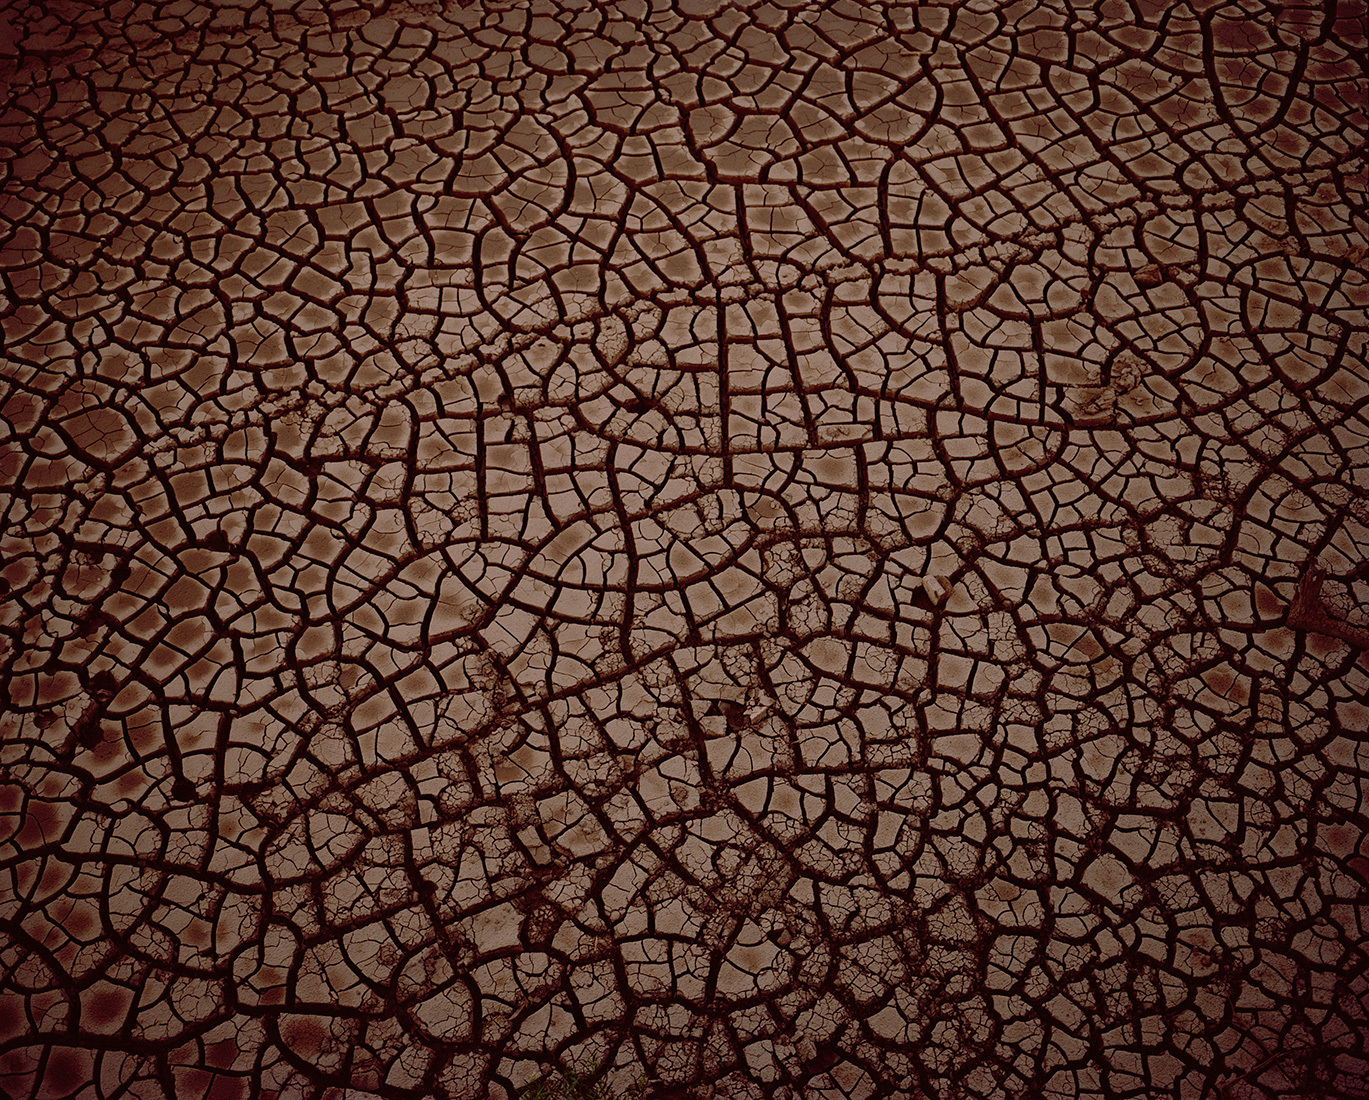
[2,0,1368,1097]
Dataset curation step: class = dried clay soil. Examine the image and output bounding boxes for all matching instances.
[2,0,1368,1098]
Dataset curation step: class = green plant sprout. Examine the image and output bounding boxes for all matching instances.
[518,1060,648,1100]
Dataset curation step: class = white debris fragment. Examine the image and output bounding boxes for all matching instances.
[922,575,951,605]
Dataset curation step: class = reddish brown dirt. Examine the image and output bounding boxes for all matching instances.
[1,0,1367,1098]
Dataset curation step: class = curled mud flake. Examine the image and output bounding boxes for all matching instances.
[1,0,1367,1097]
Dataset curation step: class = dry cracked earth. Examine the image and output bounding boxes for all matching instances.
[1,0,1368,1097]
